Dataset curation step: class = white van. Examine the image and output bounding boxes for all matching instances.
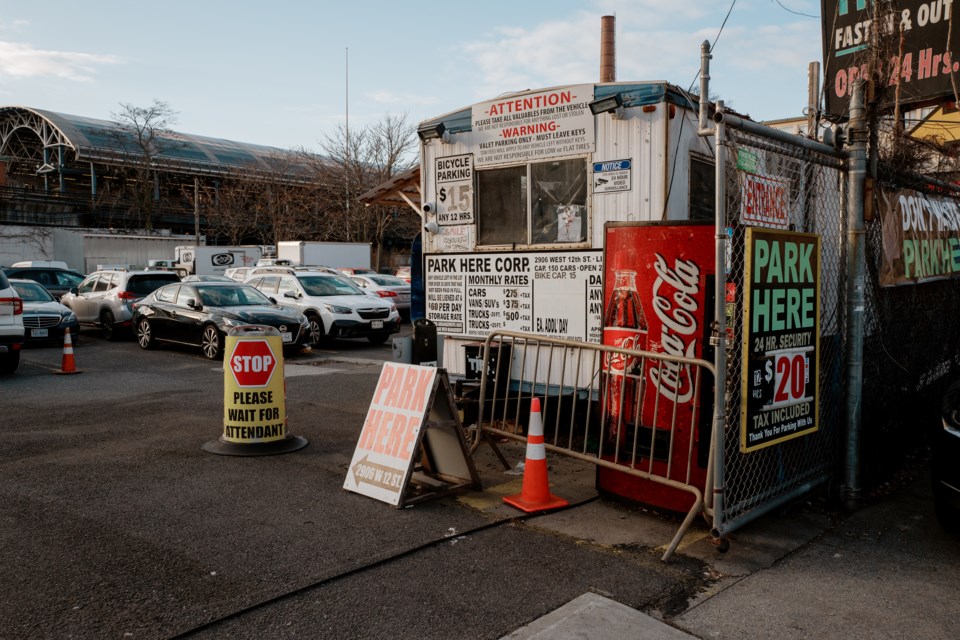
[11,260,69,270]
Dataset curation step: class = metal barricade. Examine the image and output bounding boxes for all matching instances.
[470,330,716,561]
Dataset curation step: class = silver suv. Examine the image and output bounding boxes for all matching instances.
[61,269,181,340]
[245,270,400,345]
[0,270,25,373]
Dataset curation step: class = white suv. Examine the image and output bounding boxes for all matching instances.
[0,270,25,374]
[245,270,400,345]
[61,269,181,340]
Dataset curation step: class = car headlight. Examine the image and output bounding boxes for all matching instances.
[296,314,309,325]
[325,303,352,314]
[220,316,244,328]
[61,311,77,324]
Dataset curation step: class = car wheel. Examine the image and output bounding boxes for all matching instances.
[0,351,20,375]
[100,310,117,341]
[136,319,155,350]
[201,325,222,360]
[307,313,325,345]
[368,333,390,345]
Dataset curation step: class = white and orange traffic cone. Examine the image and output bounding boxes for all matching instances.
[55,330,81,375]
[503,398,568,513]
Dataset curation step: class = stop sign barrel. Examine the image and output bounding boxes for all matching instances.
[202,325,307,456]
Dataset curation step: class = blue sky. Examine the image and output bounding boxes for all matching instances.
[0,0,822,152]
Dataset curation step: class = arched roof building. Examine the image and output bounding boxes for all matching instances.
[0,106,320,234]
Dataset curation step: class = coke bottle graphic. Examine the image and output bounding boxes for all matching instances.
[603,269,649,454]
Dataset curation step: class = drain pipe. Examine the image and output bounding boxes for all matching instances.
[844,79,867,510]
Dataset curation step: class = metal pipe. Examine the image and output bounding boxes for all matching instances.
[709,101,727,524]
[844,79,867,510]
[698,40,712,134]
[807,61,820,141]
[715,111,846,159]
[600,16,616,82]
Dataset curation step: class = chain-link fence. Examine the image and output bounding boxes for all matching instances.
[714,123,848,535]
[860,182,960,486]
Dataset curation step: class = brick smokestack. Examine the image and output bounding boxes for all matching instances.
[600,15,616,82]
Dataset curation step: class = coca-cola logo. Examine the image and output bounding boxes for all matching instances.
[649,253,700,404]
[605,330,643,374]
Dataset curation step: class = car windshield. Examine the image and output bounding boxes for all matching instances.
[367,275,407,286]
[12,281,54,302]
[195,284,273,307]
[298,275,365,296]
[127,274,181,295]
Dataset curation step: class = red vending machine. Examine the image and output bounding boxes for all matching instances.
[596,221,715,513]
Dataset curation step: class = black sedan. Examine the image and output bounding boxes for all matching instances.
[131,282,310,359]
[934,380,960,532]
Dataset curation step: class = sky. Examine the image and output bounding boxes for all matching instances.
[0,0,824,153]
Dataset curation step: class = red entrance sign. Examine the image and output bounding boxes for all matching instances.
[229,339,278,387]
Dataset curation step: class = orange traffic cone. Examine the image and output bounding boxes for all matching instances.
[55,330,81,375]
[503,398,568,513]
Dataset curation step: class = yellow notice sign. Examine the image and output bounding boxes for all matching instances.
[222,334,286,443]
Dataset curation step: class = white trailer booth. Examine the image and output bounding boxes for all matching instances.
[415,81,716,376]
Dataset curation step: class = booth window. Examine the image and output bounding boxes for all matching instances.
[477,158,587,246]
[689,154,715,221]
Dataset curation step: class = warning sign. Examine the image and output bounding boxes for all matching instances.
[344,363,480,507]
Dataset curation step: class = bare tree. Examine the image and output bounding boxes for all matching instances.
[109,100,181,230]
[319,113,418,267]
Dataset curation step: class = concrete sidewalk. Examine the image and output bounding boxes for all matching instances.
[475,442,958,640]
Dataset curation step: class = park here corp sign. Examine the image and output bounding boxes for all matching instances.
[471,85,595,166]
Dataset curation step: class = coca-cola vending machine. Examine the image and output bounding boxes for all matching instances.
[597,221,716,514]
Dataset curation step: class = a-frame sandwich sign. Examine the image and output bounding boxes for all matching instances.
[343,363,481,507]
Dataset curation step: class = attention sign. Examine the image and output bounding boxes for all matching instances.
[740,228,820,452]
[471,85,595,166]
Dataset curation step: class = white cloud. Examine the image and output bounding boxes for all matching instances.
[0,41,120,82]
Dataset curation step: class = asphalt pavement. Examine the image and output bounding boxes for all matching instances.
[2,327,958,639]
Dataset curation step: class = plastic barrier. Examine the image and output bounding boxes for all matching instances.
[203,325,308,456]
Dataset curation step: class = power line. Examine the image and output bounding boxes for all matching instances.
[773,0,818,19]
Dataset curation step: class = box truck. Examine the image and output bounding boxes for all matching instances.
[277,241,371,269]
[173,246,263,277]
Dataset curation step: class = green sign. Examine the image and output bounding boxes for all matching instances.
[736,149,759,173]
[740,228,820,452]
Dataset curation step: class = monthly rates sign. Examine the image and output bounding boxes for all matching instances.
[740,229,820,452]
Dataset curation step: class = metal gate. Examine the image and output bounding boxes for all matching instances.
[710,111,848,537]
[468,331,715,561]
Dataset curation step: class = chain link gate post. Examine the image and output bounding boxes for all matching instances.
[844,79,868,510]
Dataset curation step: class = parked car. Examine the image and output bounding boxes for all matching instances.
[934,380,960,532]
[349,273,411,317]
[336,267,377,276]
[181,274,234,282]
[394,266,411,283]
[2,265,86,300]
[9,279,79,346]
[61,269,181,340]
[223,267,253,282]
[132,282,310,360]
[0,270,24,374]
[244,270,400,345]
